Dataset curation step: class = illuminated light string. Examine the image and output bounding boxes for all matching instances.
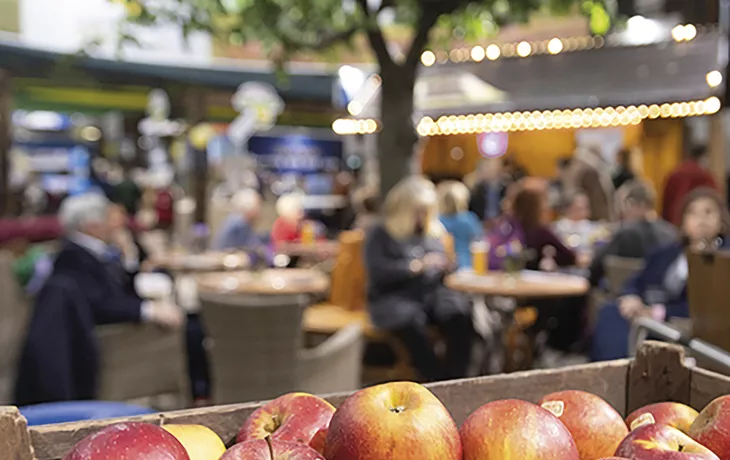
[421,24,704,67]
[332,98,722,136]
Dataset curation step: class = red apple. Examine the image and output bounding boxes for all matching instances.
[461,399,579,460]
[238,392,334,453]
[539,390,628,460]
[627,402,699,433]
[615,424,719,459]
[689,395,730,459]
[63,422,190,460]
[221,439,324,460]
[324,381,462,460]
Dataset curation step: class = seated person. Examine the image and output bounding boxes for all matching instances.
[591,187,727,361]
[14,193,182,405]
[211,189,264,251]
[437,181,483,270]
[364,176,472,382]
[552,190,597,252]
[271,193,306,246]
[589,181,677,287]
[108,202,149,277]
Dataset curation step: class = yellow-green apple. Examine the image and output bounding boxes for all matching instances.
[238,393,334,453]
[627,402,699,433]
[689,395,730,459]
[63,422,190,460]
[221,439,325,459]
[460,399,579,460]
[539,390,628,460]
[615,424,719,459]
[324,381,461,460]
[163,424,226,460]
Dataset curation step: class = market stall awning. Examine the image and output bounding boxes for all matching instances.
[0,39,337,103]
[352,29,725,125]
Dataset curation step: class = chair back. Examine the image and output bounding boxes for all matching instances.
[0,251,31,403]
[298,323,363,395]
[688,250,730,354]
[329,230,366,311]
[604,255,645,297]
[200,291,304,404]
[95,324,187,403]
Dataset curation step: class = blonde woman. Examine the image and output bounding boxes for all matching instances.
[438,181,483,270]
[364,176,472,382]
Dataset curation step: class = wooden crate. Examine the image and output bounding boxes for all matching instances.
[4,342,730,460]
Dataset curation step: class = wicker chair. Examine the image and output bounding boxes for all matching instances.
[95,323,188,404]
[200,291,363,404]
[0,252,30,404]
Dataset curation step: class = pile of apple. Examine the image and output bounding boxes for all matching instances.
[62,382,730,459]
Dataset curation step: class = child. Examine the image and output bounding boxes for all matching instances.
[437,181,483,270]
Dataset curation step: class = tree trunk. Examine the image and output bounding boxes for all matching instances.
[377,63,419,195]
[0,71,10,217]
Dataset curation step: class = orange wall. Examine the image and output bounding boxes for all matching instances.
[420,121,682,211]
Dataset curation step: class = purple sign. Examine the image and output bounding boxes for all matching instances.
[477,132,508,158]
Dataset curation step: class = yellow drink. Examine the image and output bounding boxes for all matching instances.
[471,241,489,275]
[301,221,315,246]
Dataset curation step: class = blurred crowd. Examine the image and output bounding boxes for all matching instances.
[5,141,727,407]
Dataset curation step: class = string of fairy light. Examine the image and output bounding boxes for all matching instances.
[420,24,702,67]
[332,24,724,136]
[333,97,722,135]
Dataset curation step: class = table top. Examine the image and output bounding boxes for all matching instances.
[275,241,340,258]
[445,270,589,298]
[195,269,330,295]
[152,251,250,272]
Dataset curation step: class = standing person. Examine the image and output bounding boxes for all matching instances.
[364,176,472,382]
[589,181,677,286]
[437,181,483,270]
[612,148,636,191]
[114,170,143,217]
[662,145,718,226]
[468,158,506,224]
[564,146,615,221]
[592,188,728,361]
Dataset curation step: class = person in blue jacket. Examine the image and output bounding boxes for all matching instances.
[592,187,728,361]
[438,181,483,270]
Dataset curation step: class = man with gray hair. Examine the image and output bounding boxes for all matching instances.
[589,180,677,286]
[211,188,263,252]
[15,192,182,405]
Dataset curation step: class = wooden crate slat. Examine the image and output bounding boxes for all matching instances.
[0,406,34,460]
[690,367,730,409]
[425,358,629,425]
[8,342,727,460]
[26,359,630,460]
[628,341,691,413]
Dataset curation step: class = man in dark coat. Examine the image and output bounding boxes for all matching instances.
[468,158,507,223]
[14,193,181,406]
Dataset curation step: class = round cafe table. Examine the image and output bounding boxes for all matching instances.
[446,270,589,373]
[274,241,340,259]
[445,270,589,298]
[151,251,250,273]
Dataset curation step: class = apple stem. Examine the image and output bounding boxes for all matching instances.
[265,435,275,460]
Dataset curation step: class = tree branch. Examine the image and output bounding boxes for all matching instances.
[356,0,396,71]
[405,0,471,68]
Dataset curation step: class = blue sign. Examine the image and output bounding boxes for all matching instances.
[248,134,343,174]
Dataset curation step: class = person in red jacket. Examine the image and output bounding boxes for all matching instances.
[662,146,718,226]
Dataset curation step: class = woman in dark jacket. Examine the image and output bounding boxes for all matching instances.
[364,176,472,382]
[592,188,728,361]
